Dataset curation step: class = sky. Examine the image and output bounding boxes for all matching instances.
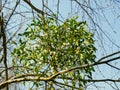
[38,1,120,90]
[21,0,120,90]
[3,0,120,90]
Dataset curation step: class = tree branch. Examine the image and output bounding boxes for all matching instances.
[23,0,44,15]
[97,51,120,62]
[1,12,9,90]
[107,63,120,70]
[4,0,20,30]
[53,80,80,89]
[1,76,120,89]
[0,77,49,89]
[0,55,120,89]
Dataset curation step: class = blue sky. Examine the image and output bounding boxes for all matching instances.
[23,0,120,90]
[47,1,120,90]
[5,0,120,89]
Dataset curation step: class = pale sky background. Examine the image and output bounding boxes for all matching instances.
[27,1,120,90]
[4,0,120,90]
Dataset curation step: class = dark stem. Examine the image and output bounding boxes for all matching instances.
[1,13,9,90]
[45,81,47,90]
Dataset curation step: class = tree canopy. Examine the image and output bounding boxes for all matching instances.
[12,16,96,89]
[1,0,120,90]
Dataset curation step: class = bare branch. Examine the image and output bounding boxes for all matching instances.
[4,0,20,30]
[74,0,120,48]
[1,75,120,89]
[1,12,9,89]
[53,80,80,89]
[0,54,120,89]
[97,51,120,62]
[107,63,120,71]
[23,0,44,15]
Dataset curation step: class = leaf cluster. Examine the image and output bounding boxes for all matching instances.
[12,16,96,88]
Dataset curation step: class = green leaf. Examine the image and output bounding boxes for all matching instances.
[12,16,97,88]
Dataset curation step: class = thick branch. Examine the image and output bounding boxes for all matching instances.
[0,55,120,89]
[49,56,120,80]
[0,77,50,89]
[1,77,120,89]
